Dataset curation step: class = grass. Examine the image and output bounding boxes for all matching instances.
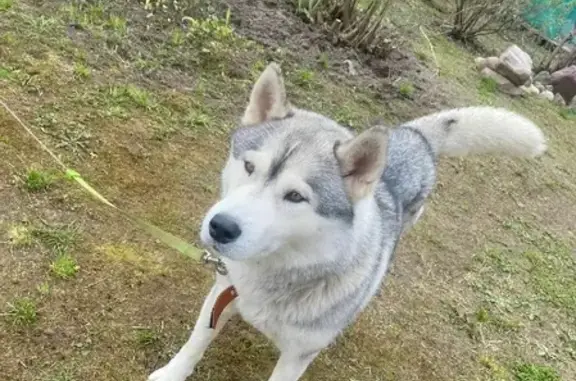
[134,328,160,347]
[33,225,77,254]
[24,169,55,192]
[73,62,91,79]
[1,0,575,380]
[478,77,499,99]
[0,0,13,12]
[398,81,415,98]
[513,363,561,381]
[50,253,79,279]
[6,297,37,326]
[8,224,34,247]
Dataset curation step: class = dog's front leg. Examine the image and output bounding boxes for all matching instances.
[148,278,236,381]
[267,350,319,381]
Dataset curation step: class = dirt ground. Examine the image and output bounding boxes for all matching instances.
[1,0,575,380]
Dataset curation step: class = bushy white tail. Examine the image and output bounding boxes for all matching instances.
[408,107,547,158]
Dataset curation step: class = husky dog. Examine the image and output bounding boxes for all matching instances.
[149,63,546,381]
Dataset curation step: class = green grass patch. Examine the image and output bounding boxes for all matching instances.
[478,77,499,99]
[108,84,155,110]
[73,62,91,79]
[0,0,13,11]
[24,169,55,192]
[50,253,79,279]
[33,225,77,254]
[512,363,561,381]
[134,328,160,347]
[292,68,316,89]
[398,82,415,98]
[6,297,37,326]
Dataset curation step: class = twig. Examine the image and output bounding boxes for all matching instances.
[420,25,440,77]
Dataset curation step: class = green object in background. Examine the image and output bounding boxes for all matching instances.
[523,0,576,43]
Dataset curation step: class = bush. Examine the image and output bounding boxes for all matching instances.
[294,0,395,56]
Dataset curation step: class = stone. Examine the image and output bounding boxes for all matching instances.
[527,84,540,94]
[546,85,553,92]
[554,92,567,106]
[533,70,552,85]
[344,60,358,76]
[520,84,540,95]
[534,81,545,92]
[550,65,576,104]
[539,90,554,101]
[495,45,533,86]
[475,57,487,71]
[481,67,523,96]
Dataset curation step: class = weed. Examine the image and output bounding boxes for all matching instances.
[73,62,91,79]
[7,224,33,247]
[170,28,185,46]
[24,169,55,192]
[106,15,127,33]
[109,85,154,109]
[37,282,51,296]
[478,77,499,98]
[512,363,561,381]
[0,0,13,12]
[479,356,511,380]
[33,225,77,254]
[317,52,329,70]
[46,369,76,381]
[50,253,79,279]
[184,110,212,129]
[134,328,160,347]
[398,82,415,98]
[6,297,37,325]
[0,66,11,79]
[293,68,316,89]
[558,108,576,121]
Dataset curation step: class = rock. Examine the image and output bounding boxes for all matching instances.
[481,67,523,96]
[545,85,553,92]
[550,65,576,104]
[344,60,358,76]
[475,57,487,71]
[527,84,540,94]
[495,45,533,86]
[554,92,567,106]
[534,81,545,92]
[539,90,554,101]
[486,56,499,70]
[533,70,552,85]
[520,84,540,95]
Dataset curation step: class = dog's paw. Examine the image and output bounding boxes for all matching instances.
[148,363,192,381]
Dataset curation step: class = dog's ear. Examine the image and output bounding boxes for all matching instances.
[242,63,291,125]
[334,126,389,202]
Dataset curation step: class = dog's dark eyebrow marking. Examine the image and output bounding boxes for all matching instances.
[268,144,299,181]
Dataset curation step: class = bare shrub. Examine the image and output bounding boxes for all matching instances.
[294,0,396,56]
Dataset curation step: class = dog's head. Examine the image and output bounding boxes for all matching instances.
[200,63,389,261]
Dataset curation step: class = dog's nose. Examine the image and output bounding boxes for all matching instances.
[209,213,241,244]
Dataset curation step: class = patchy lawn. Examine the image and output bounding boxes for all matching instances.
[1,0,575,380]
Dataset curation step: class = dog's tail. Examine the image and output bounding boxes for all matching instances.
[407,106,546,158]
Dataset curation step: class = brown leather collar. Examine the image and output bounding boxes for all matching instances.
[209,286,238,329]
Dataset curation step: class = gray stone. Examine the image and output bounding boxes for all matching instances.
[539,90,554,101]
[481,67,523,96]
[554,92,567,106]
[533,70,552,85]
[550,65,576,104]
[495,45,533,86]
[534,82,545,92]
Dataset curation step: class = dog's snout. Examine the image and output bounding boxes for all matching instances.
[209,213,241,244]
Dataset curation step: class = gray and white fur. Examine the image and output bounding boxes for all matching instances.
[148,63,546,381]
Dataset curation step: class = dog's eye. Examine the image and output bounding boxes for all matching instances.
[284,191,306,203]
[244,161,255,175]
